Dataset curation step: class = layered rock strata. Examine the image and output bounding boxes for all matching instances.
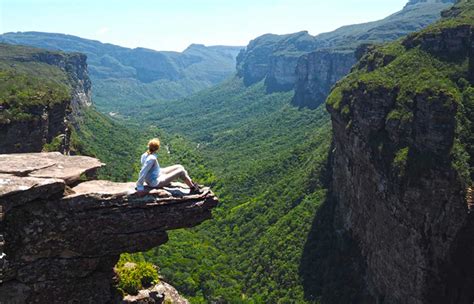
[323,13,474,303]
[0,44,92,154]
[293,50,356,109]
[0,152,218,303]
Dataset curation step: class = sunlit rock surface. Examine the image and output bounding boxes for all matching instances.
[0,152,218,303]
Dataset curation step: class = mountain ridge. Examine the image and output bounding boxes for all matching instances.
[236,0,456,105]
[0,31,243,113]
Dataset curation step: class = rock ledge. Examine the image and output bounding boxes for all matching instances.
[0,153,218,303]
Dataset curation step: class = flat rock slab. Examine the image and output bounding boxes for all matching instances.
[0,173,65,198]
[28,154,104,185]
[67,180,208,200]
[0,173,65,209]
[71,180,137,197]
[0,152,104,185]
[0,154,58,176]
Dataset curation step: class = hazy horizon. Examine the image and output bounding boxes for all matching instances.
[1,0,408,52]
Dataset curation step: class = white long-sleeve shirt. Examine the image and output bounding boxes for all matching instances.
[136,152,160,191]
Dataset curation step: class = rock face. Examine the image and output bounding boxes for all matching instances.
[0,44,92,154]
[123,281,189,304]
[0,32,243,113]
[236,31,320,90]
[235,1,455,108]
[33,51,92,109]
[293,50,355,109]
[0,153,218,303]
[406,0,454,7]
[265,54,303,93]
[322,8,474,303]
[235,30,325,90]
[0,101,70,154]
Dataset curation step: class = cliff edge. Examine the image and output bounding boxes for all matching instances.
[0,43,91,154]
[319,1,474,302]
[0,152,218,303]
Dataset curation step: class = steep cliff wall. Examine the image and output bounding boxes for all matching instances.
[0,152,218,303]
[0,101,70,154]
[236,31,320,90]
[321,2,474,302]
[0,44,92,154]
[32,51,92,109]
[293,50,356,109]
[235,1,455,107]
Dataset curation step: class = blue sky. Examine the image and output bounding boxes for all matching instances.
[0,0,408,51]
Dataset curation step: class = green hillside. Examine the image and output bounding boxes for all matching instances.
[236,0,456,89]
[327,0,474,187]
[116,1,470,302]
[0,32,242,114]
[113,77,331,303]
[0,43,70,123]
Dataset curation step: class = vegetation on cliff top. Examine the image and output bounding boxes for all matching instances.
[81,2,473,302]
[0,32,243,115]
[0,44,70,123]
[327,0,473,185]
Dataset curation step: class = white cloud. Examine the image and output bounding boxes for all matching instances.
[96,26,110,35]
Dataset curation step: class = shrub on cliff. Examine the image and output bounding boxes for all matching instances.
[115,254,159,295]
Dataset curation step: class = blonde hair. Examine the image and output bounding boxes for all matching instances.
[147,138,161,154]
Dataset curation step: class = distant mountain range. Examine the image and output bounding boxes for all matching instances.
[0,32,243,112]
[237,0,456,106]
[0,0,456,115]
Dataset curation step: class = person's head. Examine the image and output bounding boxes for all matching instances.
[147,138,161,154]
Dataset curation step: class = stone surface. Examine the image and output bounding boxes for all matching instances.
[0,101,70,154]
[0,152,218,303]
[0,154,57,176]
[0,174,64,211]
[323,23,474,304]
[0,152,104,185]
[122,281,189,304]
[293,50,356,109]
[0,44,92,154]
[236,1,454,97]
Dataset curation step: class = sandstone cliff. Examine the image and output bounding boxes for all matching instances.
[0,44,92,154]
[293,50,356,109]
[317,2,474,302]
[0,152,218,303]
[235,0,455,108]
[32,50,92,110]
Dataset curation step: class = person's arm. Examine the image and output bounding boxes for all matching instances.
[136,156,154,191]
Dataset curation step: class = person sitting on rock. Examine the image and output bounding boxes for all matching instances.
[136,138,201,194]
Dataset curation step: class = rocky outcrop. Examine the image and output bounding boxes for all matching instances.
[321,13,474,303]
[236,1,455,106]
[33,51,92,109]
[265,54,302,93]
[0,152,218,303]
[0,101,70,154]
[236,31,321,89]
[123,281,189,304]
[0,44,92,154]
[327,86,474,303]
[293,50,355,109]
